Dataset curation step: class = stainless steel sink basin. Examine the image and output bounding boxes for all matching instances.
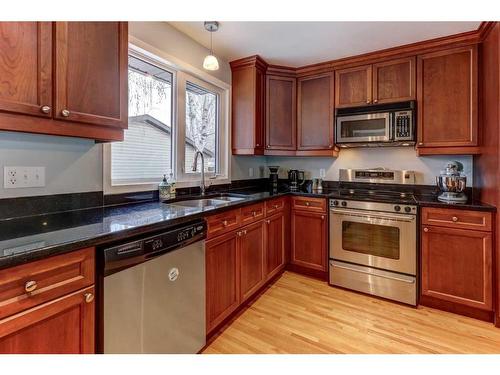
[173,199,227,208]
[211,196,246,202]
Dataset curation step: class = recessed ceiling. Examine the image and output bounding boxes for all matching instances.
[169,22,481,67]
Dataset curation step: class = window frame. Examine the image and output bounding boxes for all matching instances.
[103,42,231,195]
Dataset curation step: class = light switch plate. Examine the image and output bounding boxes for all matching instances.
[3,166,46,189]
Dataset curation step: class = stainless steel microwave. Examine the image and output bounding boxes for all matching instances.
[335,101,415,147]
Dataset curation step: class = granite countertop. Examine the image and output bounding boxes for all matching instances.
[0,186,494,270]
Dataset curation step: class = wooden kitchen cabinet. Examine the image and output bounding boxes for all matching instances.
[335,57,415,108]
[291,200,328,273]
[230,56,267,155]
[239,221,266,302]
[0,286,95,354]
[0,22,52,118]
[416,45,478,155]
[265,212,286,280]
[297,72,335,151]
[265,75,297,151]
[206,231,240,333]
[335,65,372,108]
[0,21,127,141]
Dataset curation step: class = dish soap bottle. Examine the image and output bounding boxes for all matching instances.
[158,174,171,201]
[168,173,176,197]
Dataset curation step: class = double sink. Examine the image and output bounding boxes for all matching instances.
[167,193,248,209]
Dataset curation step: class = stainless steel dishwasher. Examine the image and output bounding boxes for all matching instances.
[101,219,206,354]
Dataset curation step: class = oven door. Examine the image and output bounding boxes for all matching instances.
[329,207,416,275]
[336,112,392,144]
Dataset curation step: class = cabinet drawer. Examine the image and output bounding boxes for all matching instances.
[241,203,265,225]
[0,247,94,319]
[206,209,241,239]
[265,197,286,216]
[421,207,492,232]
[292,196,326,213]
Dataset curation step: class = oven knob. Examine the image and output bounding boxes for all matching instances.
[332,200,339,206]
[341,201,347,207]
[394,205,401,212]
[404,206,412,213]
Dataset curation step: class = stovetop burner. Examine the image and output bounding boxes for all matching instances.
[330,188,416,204]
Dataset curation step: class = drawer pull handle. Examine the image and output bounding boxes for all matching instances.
[61,109,70,117]
[84,293,94,303]
[273,204,279,209]
[452,216,458,222]
[25,280,37,293]
[423,227,429,232]
[40,105,51,114]
[222,220,228,227]
[252,211,257,217]
[305,202,310,206]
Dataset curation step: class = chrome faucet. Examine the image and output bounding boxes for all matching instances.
[192,151,206,195]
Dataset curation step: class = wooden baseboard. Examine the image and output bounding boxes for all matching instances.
[419,295,494,322]
[286,264,329,281]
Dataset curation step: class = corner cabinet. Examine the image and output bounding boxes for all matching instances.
[0,22,128,142]
[416,45,478,155]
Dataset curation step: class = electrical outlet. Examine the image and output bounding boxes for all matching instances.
[4,166,45,189]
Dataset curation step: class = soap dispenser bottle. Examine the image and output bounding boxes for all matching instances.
[159,174,171,201]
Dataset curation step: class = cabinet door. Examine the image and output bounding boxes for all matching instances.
[0,22,52,118]
[372,57,415,104]
[54,22,128,128]
[206,231,240,333]
[421,226,492,311]
[291,210,327,271]
[297,73,334,150]
[335,65,372,108]
[239,221,266,302]
[417,45,478,148]
[266,75,296,150]
[0,286,95,354]
[265,213,286,280]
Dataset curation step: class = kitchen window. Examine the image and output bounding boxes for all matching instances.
[104,46,229,193]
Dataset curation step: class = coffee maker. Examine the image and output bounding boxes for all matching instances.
[436,161,467,203]
[268,166,280,193]
[288,169,305,192]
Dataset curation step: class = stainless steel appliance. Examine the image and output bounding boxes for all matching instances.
[288,169,305,191]
[335,101,415,147]
[100,220,206,353]
[329,169,418,305]
[436,161,467,203]
[269,166,280,193]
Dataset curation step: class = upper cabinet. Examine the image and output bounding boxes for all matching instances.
[265,75,297,152]
[335,57,415,108]
[416,45,478,155]
[54,22,128,128]
[230,56,267,155]
[0,22,52,119]
[0,22,128,142]
[297,72,335,152]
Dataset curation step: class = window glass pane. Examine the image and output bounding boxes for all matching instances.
[184,81,218,174]
[112,56,173,184]
[342,221,400,259]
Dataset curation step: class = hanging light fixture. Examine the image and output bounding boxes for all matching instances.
[203,21,219,71]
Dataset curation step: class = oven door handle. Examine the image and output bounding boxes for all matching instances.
[330,261,416,284]
[330,208,416,222]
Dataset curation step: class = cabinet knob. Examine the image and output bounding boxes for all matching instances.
[252,211,257,217]
[305,202,310,206]
[418,142,424,146]
[222,220,228,227]
[373,99,378,103]
[25,280,38,293]
[423,227,429,232]
[366,100,371,104]
[452,216,459,222]
[40,105,51,114]
[61,109,70,117]
[329,144,333,148]
[266,219,271,224]
[256,143,260,147]
[84,293,94,303]
[321,215,325,220]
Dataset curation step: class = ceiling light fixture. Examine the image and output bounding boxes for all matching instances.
[203,21,219,71]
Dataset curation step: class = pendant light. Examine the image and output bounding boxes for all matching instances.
[203,21,219,71]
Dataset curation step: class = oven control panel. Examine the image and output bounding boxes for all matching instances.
[394,111,413,140]
[393,205,417,214]
[330,199,417,215]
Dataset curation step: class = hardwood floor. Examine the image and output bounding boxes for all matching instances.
[203,271,500,354]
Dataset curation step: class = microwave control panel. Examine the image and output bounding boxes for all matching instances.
[394,111,413,140]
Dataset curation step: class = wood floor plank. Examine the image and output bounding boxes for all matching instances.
[203,272,500,354]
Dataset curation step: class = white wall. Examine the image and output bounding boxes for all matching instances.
[0,132,102,199]
[267,148,473,185]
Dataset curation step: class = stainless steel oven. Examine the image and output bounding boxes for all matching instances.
[335,101,415,147]
[329,199,417,305]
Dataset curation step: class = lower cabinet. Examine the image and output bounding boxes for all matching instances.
[205,231,240,334]
[239,221,266,302]
[265,212,286,280]
[291,209,328,272]
[0,286,95,354]
[421,225,493,311]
